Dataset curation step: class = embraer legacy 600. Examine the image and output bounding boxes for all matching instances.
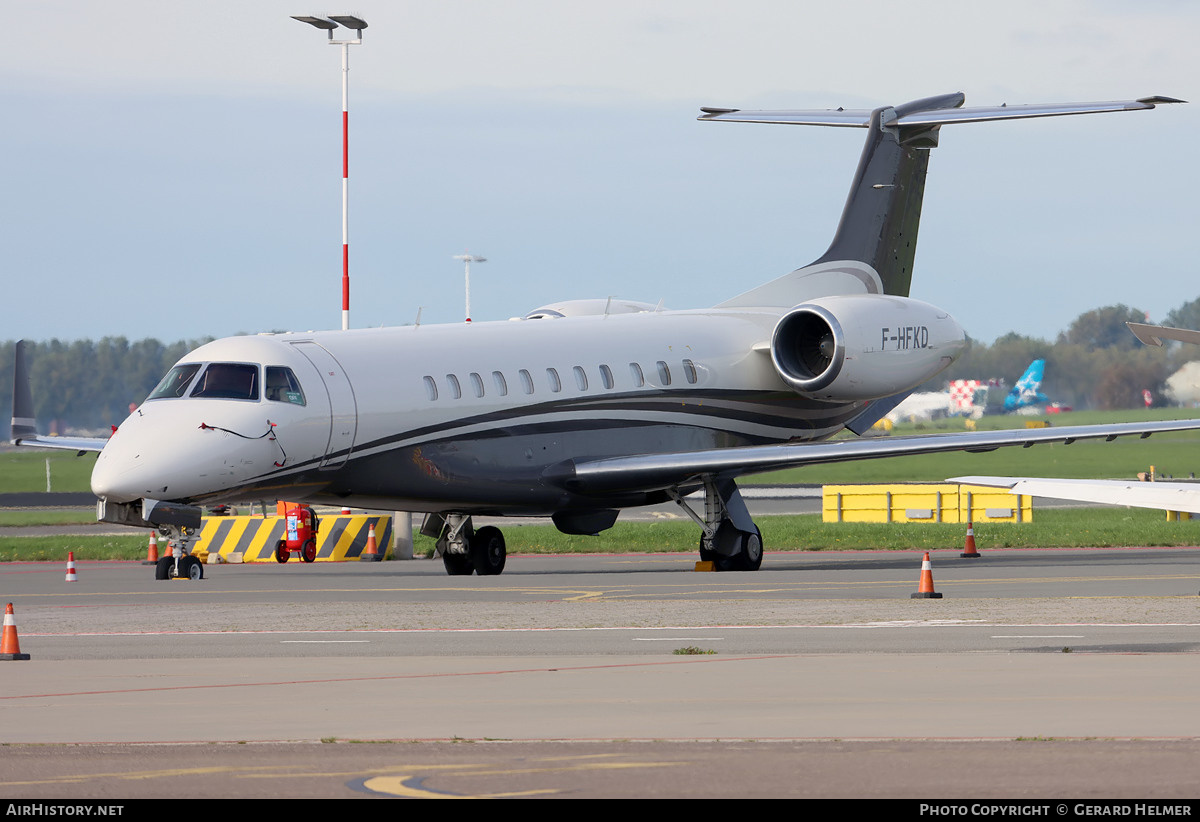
[12,92,1195,577]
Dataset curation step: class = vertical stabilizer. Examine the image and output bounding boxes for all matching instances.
[811,93,966,297]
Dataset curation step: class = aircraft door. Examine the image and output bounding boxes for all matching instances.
[290,341,358,469]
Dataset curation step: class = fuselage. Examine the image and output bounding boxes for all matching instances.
[90,306,886,515]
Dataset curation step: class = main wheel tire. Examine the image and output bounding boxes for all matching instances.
[155,555,174,580]
[275,541,289,563]
[734,526,764,572]
[181,555,204,580]
[301,539,317,563]
[442,551,474,575]
[470,525,506,576]
[710,522,764,571]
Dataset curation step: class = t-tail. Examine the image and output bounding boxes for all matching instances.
[702,94,1183,308]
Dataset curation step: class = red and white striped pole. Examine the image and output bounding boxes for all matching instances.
[291,15,367,332]
[340,40,350,331]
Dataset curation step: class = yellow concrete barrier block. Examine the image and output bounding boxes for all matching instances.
[192,514,393,562]
[822,484,1031,524]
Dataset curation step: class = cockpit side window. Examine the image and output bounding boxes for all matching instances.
[146,364,202,400]
[265,366,306,406]
[190,363,260,401]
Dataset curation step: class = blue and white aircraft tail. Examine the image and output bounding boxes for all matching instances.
[1003,359,1050,413]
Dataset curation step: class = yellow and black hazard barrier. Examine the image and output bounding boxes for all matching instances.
[822,484,1032,524]
[191,514,393,563]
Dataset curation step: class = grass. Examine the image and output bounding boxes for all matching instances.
[0,509,97,527]
[0,449,98,494]
[2,508,1196,562]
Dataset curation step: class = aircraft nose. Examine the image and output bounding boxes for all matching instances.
[91,447,150,503]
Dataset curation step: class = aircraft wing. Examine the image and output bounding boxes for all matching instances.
[950,475,1200,515]
[9,340,109,453]
[1126,322,1200,347]
[545,419,1200,495]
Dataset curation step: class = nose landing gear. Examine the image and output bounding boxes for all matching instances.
[154,525,204,580]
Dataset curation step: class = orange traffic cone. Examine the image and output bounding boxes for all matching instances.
[1,603,31,660]
[341,506,352,515]
[65,551,77,582]
[142,532,160,565]
[360,521,382,561]
[911,552,943,599]
[960,521,980,558]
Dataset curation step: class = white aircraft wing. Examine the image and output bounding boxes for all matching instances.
[1126,322,1200,348]
[950,475,1200,515]
[546,419,1200,495]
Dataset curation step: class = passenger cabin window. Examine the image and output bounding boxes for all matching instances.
[519,369,534,395]
[629,362,644,387]
[682,359,698,385]
[492,371,508,396]
[191,363,259,401]
[656,361,672,386]
[469,372,485,398]
[446,374,462,400]
[599,364,614,390]
[573,366,588,391]
[546,368,562,393]
[147,364,202,400]
[265,366,306,406]
[423,375,438,401]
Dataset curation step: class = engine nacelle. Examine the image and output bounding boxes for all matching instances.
[770,294,966,401]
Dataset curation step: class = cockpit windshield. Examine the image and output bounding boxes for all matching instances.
[145,362,304,403]
[190,363,260,400]
[146,364,202,400]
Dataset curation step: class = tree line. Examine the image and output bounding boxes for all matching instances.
[3,297,1200,435]
[0,337,212,435]
[917,298,1200,410]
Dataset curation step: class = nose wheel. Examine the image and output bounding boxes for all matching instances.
[154,527,204,580]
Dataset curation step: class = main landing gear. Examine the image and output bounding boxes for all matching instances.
[431,514,507,576]
[154,525,204,580]
[669,477,764,571]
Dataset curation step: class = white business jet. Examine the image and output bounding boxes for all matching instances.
[12,92,1196,578]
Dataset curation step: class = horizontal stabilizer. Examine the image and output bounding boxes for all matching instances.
[699,96,1183,127]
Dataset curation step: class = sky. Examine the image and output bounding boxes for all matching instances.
[2,1,1197,346]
